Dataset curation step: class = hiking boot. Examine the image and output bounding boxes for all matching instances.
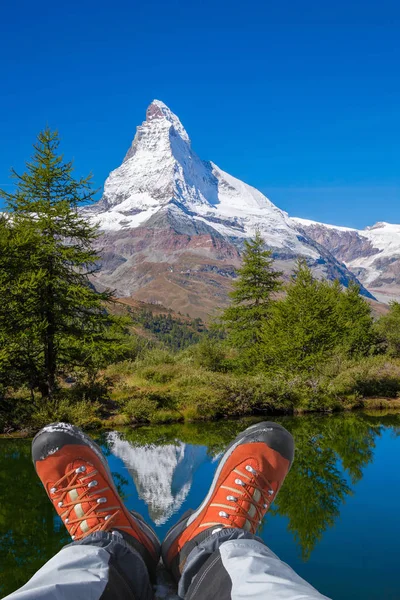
[32,422,160,576]
[161,421,294,580]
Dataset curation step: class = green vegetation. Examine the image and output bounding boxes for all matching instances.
[1,131,400,433]
[0,130,136,431]
[221,231,282,369]
[262,262,375,372]
[0,129,123,401]
[131,309,205,351]
[375,300,400,356]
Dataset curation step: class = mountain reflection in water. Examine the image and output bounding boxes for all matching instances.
[106,432,208,524]
[1,412,399,599]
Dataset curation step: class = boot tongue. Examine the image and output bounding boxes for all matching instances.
[67,461,108,537]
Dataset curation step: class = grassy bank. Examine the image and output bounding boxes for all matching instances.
[2,350,400,434]
[105,351,400,423]
[2,209,400,435]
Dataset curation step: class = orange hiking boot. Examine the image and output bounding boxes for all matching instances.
[161,421,294,580]
[32,422,160,576]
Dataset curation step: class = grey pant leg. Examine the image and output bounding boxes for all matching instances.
[3,531,153,600]
[180,529,331,600]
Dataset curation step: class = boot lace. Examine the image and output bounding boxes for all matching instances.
[49,465,120,540]
[200,464,275,533]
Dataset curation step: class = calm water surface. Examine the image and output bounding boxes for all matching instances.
[1,413,400,599]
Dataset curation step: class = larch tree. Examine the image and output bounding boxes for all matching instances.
[335,280,375,357]
[0,128,113,401]
[220,231,282,368]
[262,260,341,373]
[375,301,400,357]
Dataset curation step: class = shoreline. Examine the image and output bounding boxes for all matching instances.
[1,398,399,439]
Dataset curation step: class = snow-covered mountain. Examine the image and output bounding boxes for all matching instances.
[293,219,400,303]
[90,100,317,253]
[85,100,373,316]
[106,432,208,525]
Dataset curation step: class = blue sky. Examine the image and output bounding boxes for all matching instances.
[1,0,399,228]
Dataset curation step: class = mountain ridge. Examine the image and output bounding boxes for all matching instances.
[293,218,400,303]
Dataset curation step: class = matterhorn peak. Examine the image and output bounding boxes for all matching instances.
[145,99,190,142]
[122,99,190,165]
[84,99,377,312]
[91,99,316,244]
[146,99,171,119]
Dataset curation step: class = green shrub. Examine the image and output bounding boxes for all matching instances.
[181,406,201,421]
[374,301,400,357]
[191,338,229,372]
[0,388,36,433]
[64,372,112,404]
[30,398,102,430]
[178,385,225,419]
[105,360,137,379]
[151,409,183,424]
[139,364,179,384]
[122,397,158,423]
[330,356,400,399]
[136,348,175,367]
[109,412,131,427]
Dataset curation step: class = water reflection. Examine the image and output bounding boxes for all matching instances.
[105,413,400,559]
[1,412,399,598]
[0,441,68,596]
[107,432,208,524]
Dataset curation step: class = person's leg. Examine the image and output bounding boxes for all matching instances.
[179,528,330,600]
[4,423,161,600]
[162,421,330,600]
[4,530,153,600]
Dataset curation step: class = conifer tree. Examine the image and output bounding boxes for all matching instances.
[0,128,113,400]
[335,280,375,356]
[375,301,400,356]
[0,214,44,396]
[263,260,340,372]
[263,262,375,373]
[220,231,282,367]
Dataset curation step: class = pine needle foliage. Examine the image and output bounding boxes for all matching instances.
[220,231,282,367]
[263,260,374,373]
[0,128,114,400]
[375,301,400,357]
[262,260,340,372]
[335,280,375,356]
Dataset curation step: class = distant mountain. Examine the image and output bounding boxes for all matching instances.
[84,100,374,317]
[293,219,400,303]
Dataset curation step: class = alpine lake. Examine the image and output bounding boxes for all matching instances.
[1,412,399,599]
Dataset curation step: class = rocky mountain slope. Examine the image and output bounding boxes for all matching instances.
[293,219,400,303]
[85,100,374,317]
